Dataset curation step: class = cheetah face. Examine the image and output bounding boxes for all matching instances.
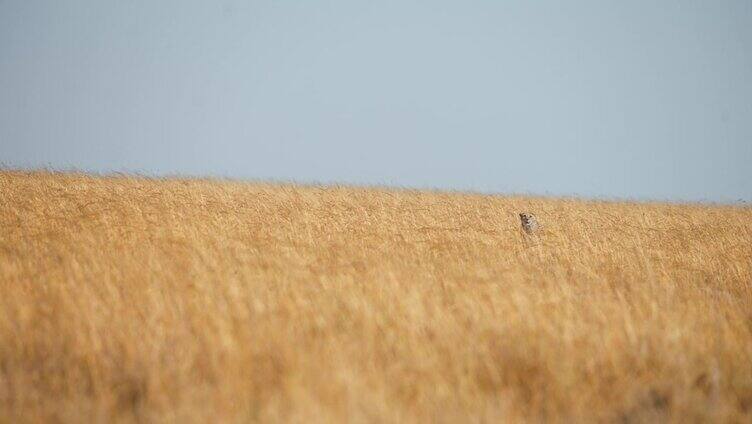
[519,212,539,234]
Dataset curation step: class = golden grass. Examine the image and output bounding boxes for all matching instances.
[1,170,751,423]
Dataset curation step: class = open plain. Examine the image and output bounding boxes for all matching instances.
[1,171,751,422]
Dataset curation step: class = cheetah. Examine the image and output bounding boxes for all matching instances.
[519,212,539,235]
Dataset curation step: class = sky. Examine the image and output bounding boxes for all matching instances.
[1,1,750,202]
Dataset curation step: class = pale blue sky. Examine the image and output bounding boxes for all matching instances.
[1,1,750,202]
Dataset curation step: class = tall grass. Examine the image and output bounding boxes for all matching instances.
[1,170,751,422]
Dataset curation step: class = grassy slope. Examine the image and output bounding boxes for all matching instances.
[1,171,751,422]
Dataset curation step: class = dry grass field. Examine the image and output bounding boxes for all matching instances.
[1,170,751,423]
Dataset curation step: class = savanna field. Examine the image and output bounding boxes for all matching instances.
[1,170,751,423]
